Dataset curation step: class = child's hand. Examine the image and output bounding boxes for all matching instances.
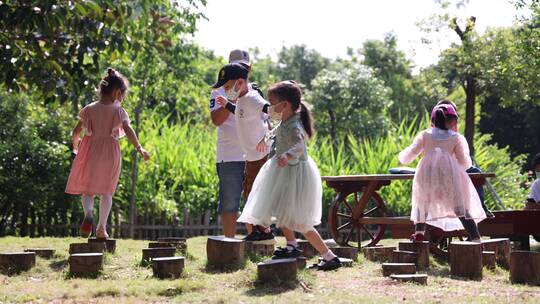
[256,139,267,154]
[277,154,289,167]
[137,146,151,161]
[215,95,228,107]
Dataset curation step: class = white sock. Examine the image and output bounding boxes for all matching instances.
[97,195,112,229]
[287,240,298,248]
[82,195,94,218]
[323,250,337,261]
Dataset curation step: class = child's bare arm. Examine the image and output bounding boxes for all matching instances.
[122,121,150,161]
[72,121,83,151]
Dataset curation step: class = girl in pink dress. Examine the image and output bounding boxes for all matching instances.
[398,103,486,242]
[65,68,150,239]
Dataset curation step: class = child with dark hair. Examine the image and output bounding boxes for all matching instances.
[66,68,150,239]
[525,153,540,208]
[399,103,486,242]
[237,80,341,271]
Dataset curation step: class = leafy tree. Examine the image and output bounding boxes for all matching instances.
[276,45,329,89]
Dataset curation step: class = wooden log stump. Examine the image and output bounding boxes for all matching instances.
[88,238,116,253]
[390,274,428,285]
[317,257,354,267]
[206,236,245,270]
[332,246,358,260]
[323,239,338,248]
[0,252,36,273]
[392,250,419,265]
[297,240,316,258]
[363,246,396,262]
[245,242,274,257]
[152,256,185,279]
[157,237,187,243]
[142,248,176,264]
[24,248,55,259]
[398,241,429,269]
[257,258,297,282]
[296,257,307,269]
[510,251,540,286]
[449,241,482,280]
[482,251,496,270]
[382,263,417,277]
[481,238,510,269]
[149,242,187,253]
[69,243,105,254]
[69,253,103,276]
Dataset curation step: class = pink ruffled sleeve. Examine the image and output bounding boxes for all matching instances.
[78,106,92,135]
[453,135,472,169]
[398,131,425,165]
[111,106,130,139]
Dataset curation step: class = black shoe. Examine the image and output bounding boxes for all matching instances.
[243,231,261,242]
[315,257,342,271]
[243,231,276,245]
[272,246,303,259]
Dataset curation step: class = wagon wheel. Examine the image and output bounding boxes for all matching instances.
[328,191,388,248]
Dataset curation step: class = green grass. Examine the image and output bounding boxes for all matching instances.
[0,236,539,303]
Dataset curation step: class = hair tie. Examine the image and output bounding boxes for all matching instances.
[100,80,109,86]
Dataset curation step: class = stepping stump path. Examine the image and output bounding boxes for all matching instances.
[449,241,483,280]
[69,243,105,254]
[398,241,429,270]
[382,263,416,277]
[157,237,187,243]
[481,238,510,269]
[296,257,307,269]
[152,256,185,279]
[142,248,176,264]
[390,274,428,285]
[392,250,419,265]
[0,252,36,273]
[88,238,116,254]
[206,236,245,270]
[257,258,297,282]
[245,242,274,257]
[510,251,540,286]
[363,246,396,262]
[482,251,496,270]
[69,253,103,276]
[148,242,187,254]
[297,240,317,258]
[332,246,358,260]
[24,248,55,259]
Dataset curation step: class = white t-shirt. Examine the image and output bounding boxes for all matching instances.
[235,88,269,162]
[210,88,244,163]
[529,179,540,202]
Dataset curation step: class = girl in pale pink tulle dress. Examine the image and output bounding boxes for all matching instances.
[66,68,150,239]
[398,103,486,242]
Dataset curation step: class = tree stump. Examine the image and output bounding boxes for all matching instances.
[398,241,429,270]
[363,246,396,262]
[88,238,116,253]
[482,251,496,270]
[0,252,36,273]
[245,241,274,257]
[69,253,103,276]
[449,241,482,280]
[152,256,185,279]
[206,236,245,270]
[296,257,307,269]
[390,274,428,285]
[257,258,297,282]
[157,237,187,243]
[510,251,540,286]
[323,239,338,248]
[332,246,358,260]
[392,250,419,265]
[297,240,316,258]
[149,242,187,254]
[318,257,354,267]
[382,263,417,277]
[142,248,176,263]
[24,248,55,259]
[69,243,105,254]
[481,238,510,269]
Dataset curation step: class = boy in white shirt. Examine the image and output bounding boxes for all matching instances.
[526,153,540,208]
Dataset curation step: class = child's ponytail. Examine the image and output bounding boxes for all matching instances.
[434,108,448,130]
[299,102,314,138]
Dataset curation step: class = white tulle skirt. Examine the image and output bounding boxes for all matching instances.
[237,156,322,233]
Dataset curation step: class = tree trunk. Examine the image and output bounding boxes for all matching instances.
[464,76,476,156]
[327,107,337,147]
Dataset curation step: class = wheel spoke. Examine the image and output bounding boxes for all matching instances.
[337,221,352,231]
[336,212,352,219]
[344,225,355,243]
[360,225,375,240]
[364,206,379,216]
[342,201,353,213]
